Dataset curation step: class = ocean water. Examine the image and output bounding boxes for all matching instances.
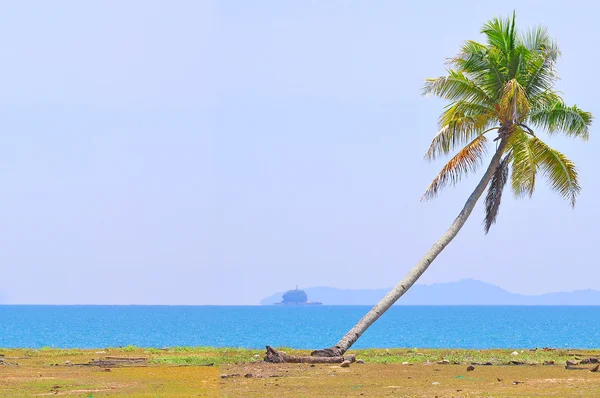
[0,305,599,349]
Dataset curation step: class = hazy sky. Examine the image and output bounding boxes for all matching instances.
[1,1,598,305]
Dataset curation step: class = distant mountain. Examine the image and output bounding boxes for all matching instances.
[260,279,600,305]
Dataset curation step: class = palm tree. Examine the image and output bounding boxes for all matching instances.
[311,12,592,358]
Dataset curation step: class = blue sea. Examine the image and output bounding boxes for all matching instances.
[1,306,599,349]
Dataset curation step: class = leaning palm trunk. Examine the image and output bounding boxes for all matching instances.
[311,137,508,357]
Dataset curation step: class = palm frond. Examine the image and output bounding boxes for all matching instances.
[517,24,560,98]
[451,41,507,100]
[423,70,493,105]
[507,44,526,80]
[425,101,496,160]
[529,138,581,206]
[450,41,490,80]
[484,154,510,233]
[481,17,510,56]
[518,26,560,59]
[422,135,489,200]
[498,79,530,124]
[508,11,517,52]
[508,129,536,198]
[521,50,558,97]
[528,90,561,108]
[452,40,488,66]
[528,101,592,140]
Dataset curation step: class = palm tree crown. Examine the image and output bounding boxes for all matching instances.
[422,12,592,232]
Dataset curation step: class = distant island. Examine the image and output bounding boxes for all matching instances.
[274,287,322,306]
[261,279,600,306]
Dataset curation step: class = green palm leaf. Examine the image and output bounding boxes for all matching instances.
[509,129,537,198]
[518,25,560,59]
[528,101,592,140]
[481,16,513,58]
[423,70,493,105]
[529,138,581,206]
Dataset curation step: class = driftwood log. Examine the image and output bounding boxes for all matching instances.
[76,357,148,368]
[104,356,147,362]
[565,365,590,370]
[264,346,355,364]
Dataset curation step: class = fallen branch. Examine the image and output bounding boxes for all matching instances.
[75,357,148,368]
[264,346,355,364]
[76,360,120,367]
[565,365,589,371]
[104,356,147,362]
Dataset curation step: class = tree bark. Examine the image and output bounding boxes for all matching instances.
[311,137,509,357]
[263,346,355,363]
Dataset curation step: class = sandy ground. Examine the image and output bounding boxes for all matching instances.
[220,361,600,397]
[2,348,600,397]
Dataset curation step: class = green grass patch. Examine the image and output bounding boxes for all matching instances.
[352,348,579,365]
[151,347,265,366]
[147,347,597,366]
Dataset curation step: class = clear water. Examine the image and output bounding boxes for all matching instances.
[1,305,598,349]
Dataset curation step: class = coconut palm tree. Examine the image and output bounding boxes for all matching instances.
[311,12,592,358]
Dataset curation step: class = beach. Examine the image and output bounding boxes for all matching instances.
[2,347,600,396]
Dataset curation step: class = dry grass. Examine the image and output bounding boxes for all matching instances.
[1,347,600,397]
[0,348,219,397]
[221,361,600,397]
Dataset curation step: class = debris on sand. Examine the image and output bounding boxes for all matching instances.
[565,365,588,370]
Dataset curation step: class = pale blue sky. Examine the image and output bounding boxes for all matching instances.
[1,1,597,304]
